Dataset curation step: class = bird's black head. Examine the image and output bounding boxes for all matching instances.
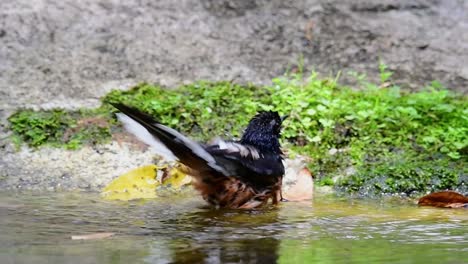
[240,111,286,154]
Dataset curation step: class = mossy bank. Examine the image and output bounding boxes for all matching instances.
[7,72,467,196]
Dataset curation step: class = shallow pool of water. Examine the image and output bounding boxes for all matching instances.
[0,191,466,263]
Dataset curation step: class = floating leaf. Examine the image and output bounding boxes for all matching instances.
[418,191,468,208]
[101,164,192,201]
[161,166,192,189]
[101,165,160,201]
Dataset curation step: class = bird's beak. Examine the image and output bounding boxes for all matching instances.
[281,115,289,122]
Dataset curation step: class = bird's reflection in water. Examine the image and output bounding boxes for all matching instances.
[171,237,280,263]
[166,207,281,263]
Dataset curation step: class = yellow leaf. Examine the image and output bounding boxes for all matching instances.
[101,164,193,201]
[101,165,160,201]
[161,166,192,189]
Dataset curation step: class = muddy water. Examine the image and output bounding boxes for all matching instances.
[0,192,466,264]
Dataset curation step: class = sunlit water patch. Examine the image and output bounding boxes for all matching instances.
[0,192,466,263]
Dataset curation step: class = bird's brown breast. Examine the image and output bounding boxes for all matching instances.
[192,176,281,209]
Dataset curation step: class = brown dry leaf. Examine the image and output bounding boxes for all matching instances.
[71,232,115,240]
[283,168,314,201]
[418,191,468,208]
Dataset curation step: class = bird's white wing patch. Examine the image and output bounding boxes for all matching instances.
[215,139,261,159]
[155,124,229,175]
[116,113,177,161]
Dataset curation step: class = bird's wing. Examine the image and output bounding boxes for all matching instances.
[112,103,229,176]
[204,140,284,187]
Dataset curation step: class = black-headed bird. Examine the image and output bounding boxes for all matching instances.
[111,103,287,209]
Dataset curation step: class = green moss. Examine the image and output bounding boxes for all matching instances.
[338,151,466,196]
[7,70,467,196]
[265,73,466,195]
[8,110,71,147]
[103,81,271,140]
[8,108,112,149]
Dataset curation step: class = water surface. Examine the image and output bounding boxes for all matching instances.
[0,191,466,263]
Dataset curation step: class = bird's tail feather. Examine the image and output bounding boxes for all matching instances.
[112,103,228,176]
[116,113,177,161]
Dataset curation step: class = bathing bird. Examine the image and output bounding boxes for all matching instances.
[111,103,287,209]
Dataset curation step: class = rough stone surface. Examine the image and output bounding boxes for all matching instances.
[0,142,155,190]
[1,0,467,190]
